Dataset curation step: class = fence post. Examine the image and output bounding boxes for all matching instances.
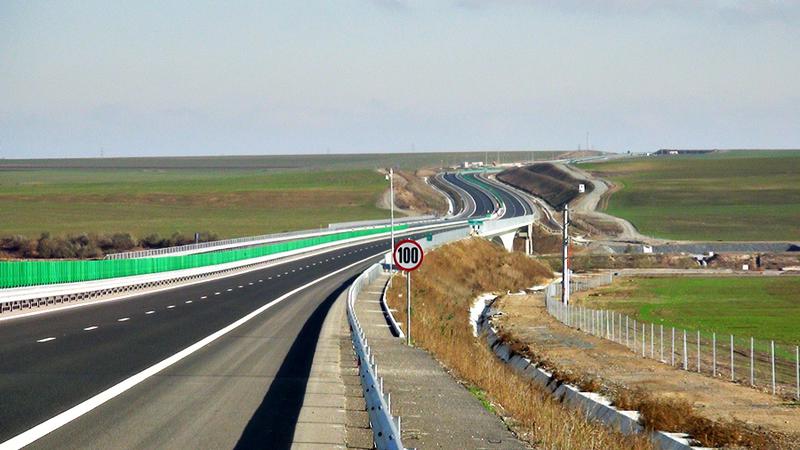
[750,337,754,386]
[796,345,799,401]
[771,340,776,395]
[651,323,655,358]
[713,332,717,376]
[731,334,735,382]
[619,313,622,344]
[634,320,637,352]
[683,330,688,370]
[611,312,614,342]
[671,327,675,366]
[697,330,701,373]
[642,323,646,358]
[626,316,629,347]
[660,325,664,362]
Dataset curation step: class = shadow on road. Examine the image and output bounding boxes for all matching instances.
[234,275,355,449]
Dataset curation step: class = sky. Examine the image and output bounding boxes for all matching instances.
[1,0,799,158]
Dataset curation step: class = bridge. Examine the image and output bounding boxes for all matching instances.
[0,170,538,449]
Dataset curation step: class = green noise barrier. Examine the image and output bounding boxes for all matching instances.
[0,224,408,289]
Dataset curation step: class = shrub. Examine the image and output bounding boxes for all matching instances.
[110,233,135,251]
[37,234,75,259]
[140,233,166,249]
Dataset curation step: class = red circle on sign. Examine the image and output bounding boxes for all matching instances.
[393,239,424,271]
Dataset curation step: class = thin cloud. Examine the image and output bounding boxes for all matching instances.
[370,0,411,12]
[452,0,800,23]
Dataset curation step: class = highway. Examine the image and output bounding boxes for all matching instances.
[0,174,520,448]
[442,173,496,217]
[472,173,533,219]
[0,176,520,448]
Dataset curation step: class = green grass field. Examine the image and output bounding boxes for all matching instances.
[0,168,390,239]
[582,151,800,241]
[0,150,581,171]
[577,276,800,345]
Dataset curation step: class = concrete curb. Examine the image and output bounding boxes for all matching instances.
[470,295,712,450]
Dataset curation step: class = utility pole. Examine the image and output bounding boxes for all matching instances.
[562,203,570,305]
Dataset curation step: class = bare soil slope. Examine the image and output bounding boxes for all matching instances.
[497,163,592,209]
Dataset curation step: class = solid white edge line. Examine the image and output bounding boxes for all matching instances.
[0,252,379,450]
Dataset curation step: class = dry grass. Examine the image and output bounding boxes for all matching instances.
[387,238,655,450]
[611,388,772,449]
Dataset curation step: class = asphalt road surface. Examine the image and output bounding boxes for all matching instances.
[0,176,511,448]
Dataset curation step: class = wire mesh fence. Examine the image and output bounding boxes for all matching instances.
[545,274,800,401]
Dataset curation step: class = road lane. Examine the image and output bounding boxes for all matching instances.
[0,174,516,446]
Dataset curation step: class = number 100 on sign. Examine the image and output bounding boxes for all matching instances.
[393,239,424,271]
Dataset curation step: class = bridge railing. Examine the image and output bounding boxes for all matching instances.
[106,216,437,260]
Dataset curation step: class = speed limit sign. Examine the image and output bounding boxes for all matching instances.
[393,239,424,271]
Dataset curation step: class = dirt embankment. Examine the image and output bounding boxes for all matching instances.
[497,163,592,209]
[386,238,655,450]
[378,169,448,216]
[493,293,800,449]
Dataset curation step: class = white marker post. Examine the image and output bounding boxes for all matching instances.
[393,239,424,346]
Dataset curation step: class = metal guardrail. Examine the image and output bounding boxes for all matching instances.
[473,214,536,236]
[328,215,437,230]
[0,228,409,314]
[347,262,405,450]
[1,226,405,289]
[106,220,429,260]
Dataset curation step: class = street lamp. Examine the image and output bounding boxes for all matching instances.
[385,168,395,271]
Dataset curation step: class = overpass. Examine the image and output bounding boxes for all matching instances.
[0,170,537,449]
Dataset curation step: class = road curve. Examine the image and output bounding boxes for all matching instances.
[0,173,519,448]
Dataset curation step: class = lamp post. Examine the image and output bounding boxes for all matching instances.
[386,168,395,272]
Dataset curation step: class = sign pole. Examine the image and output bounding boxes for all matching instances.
[393,238,423,347]
[406,271,411,346]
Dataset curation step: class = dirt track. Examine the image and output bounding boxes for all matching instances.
[493,293,800,446]
[556,163,662,244]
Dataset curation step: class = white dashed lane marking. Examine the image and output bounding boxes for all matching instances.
[258,279,263,282]
[214,292,221,296]
[226,289,233,292]
[167,305,175,309]
[83,326,98,331]
[185,300,192,304]
[117,318,130,322]
[200,296,207,299]
[37,337,56,343]
[145,311,155,315]
[238,285,243,288]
